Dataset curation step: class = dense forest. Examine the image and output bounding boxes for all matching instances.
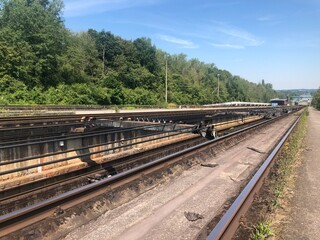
[0,0,280,106]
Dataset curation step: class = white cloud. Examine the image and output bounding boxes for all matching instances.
[159,34,199,49]
[211,43,244,49]
[214,22,264,47]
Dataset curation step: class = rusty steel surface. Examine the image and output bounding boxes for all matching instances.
[0,115,269,178]
[0,126,194,176]
[207,113,303,240]
[0,106,281,125]
[0,122,182,149]
[0,115,272,178]
[0,121,167,147]
[0,116,265,200]
[0,116,265,203]
[0,113,288,238]
[0,135,204,201]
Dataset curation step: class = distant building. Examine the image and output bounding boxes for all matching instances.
[270,98,288,106]
[291,95,312,106]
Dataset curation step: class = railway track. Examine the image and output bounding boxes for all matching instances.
[0,107,299,146]
[1,116,264,200]
[0,134,205,214]
[0,111,298,239]
[206,111,303,240]
[0,116,267,194]
[0,106,285,127]
[0,125,195,177]
[0,109,258,142]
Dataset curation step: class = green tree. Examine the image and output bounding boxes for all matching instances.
[133,37,158,74]
[0,75,29,103]
[0,27,37,86]
[0,0,282,106]
[311,88,320,110]
[59,31,102,84]
[0,0,66,87]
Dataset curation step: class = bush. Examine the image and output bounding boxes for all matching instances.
[311,88,320,110]
[123,87,157,105]
[0,75,29,104]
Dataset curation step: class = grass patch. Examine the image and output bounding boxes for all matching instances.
[268,109,308,212]
[251,222,273,240]
[235,109,308,239]
[123,106,136,110]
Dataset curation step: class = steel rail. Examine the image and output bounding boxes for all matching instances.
[0,125,194,167]
[0,107,273,123]
[0,115,78,122]
[0,121,83,133]
[0,126,195,176]
[0,113,286,237]
[0,121,178,147]
[0,117,268,201]
[0,112,241,146]
[0,110,209,123]
[0,109,233,145]
[207,113,302,240]
[0,115,284,175]
[1,116,266,176]
[0,118,82,128]
[0,135,204,202]
[0,121,177,149]
[0,104,274,111]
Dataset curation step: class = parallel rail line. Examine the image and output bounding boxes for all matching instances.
[0,117,267,205]
[0,135,205,214]
[0,112,292,238]
[0,122,180,148]
[0,125,194,176]
[0,107,279,125]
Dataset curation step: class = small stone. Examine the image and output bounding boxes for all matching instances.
[184,211,204,221]
[53,206,64,216]
[201,163,219,168]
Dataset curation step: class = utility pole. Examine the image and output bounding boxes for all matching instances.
[165,56,168,103]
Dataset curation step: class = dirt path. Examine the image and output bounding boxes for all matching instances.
[63,115,297,240]
[281,107,320,239]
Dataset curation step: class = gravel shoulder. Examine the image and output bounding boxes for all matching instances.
[63,115,297,240]
[281,107,320,239]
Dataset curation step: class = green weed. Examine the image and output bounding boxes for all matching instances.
[251,222,273,240]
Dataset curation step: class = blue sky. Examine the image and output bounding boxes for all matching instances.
[63,0,320,90]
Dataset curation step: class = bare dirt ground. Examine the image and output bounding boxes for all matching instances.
[63,115,297,240]
[280,107,320,239]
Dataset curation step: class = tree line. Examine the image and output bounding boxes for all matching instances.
[0,0,280,106]
[311,88,320,110]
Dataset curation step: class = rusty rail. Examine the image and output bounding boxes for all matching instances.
[207,113,303,240]
[0,106,291,129]
[0,125,194,176]
[0,111,298,238]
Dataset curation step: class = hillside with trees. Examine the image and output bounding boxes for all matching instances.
[0,0,280,106]
[311,88,320,110]
[277,89,317,98]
